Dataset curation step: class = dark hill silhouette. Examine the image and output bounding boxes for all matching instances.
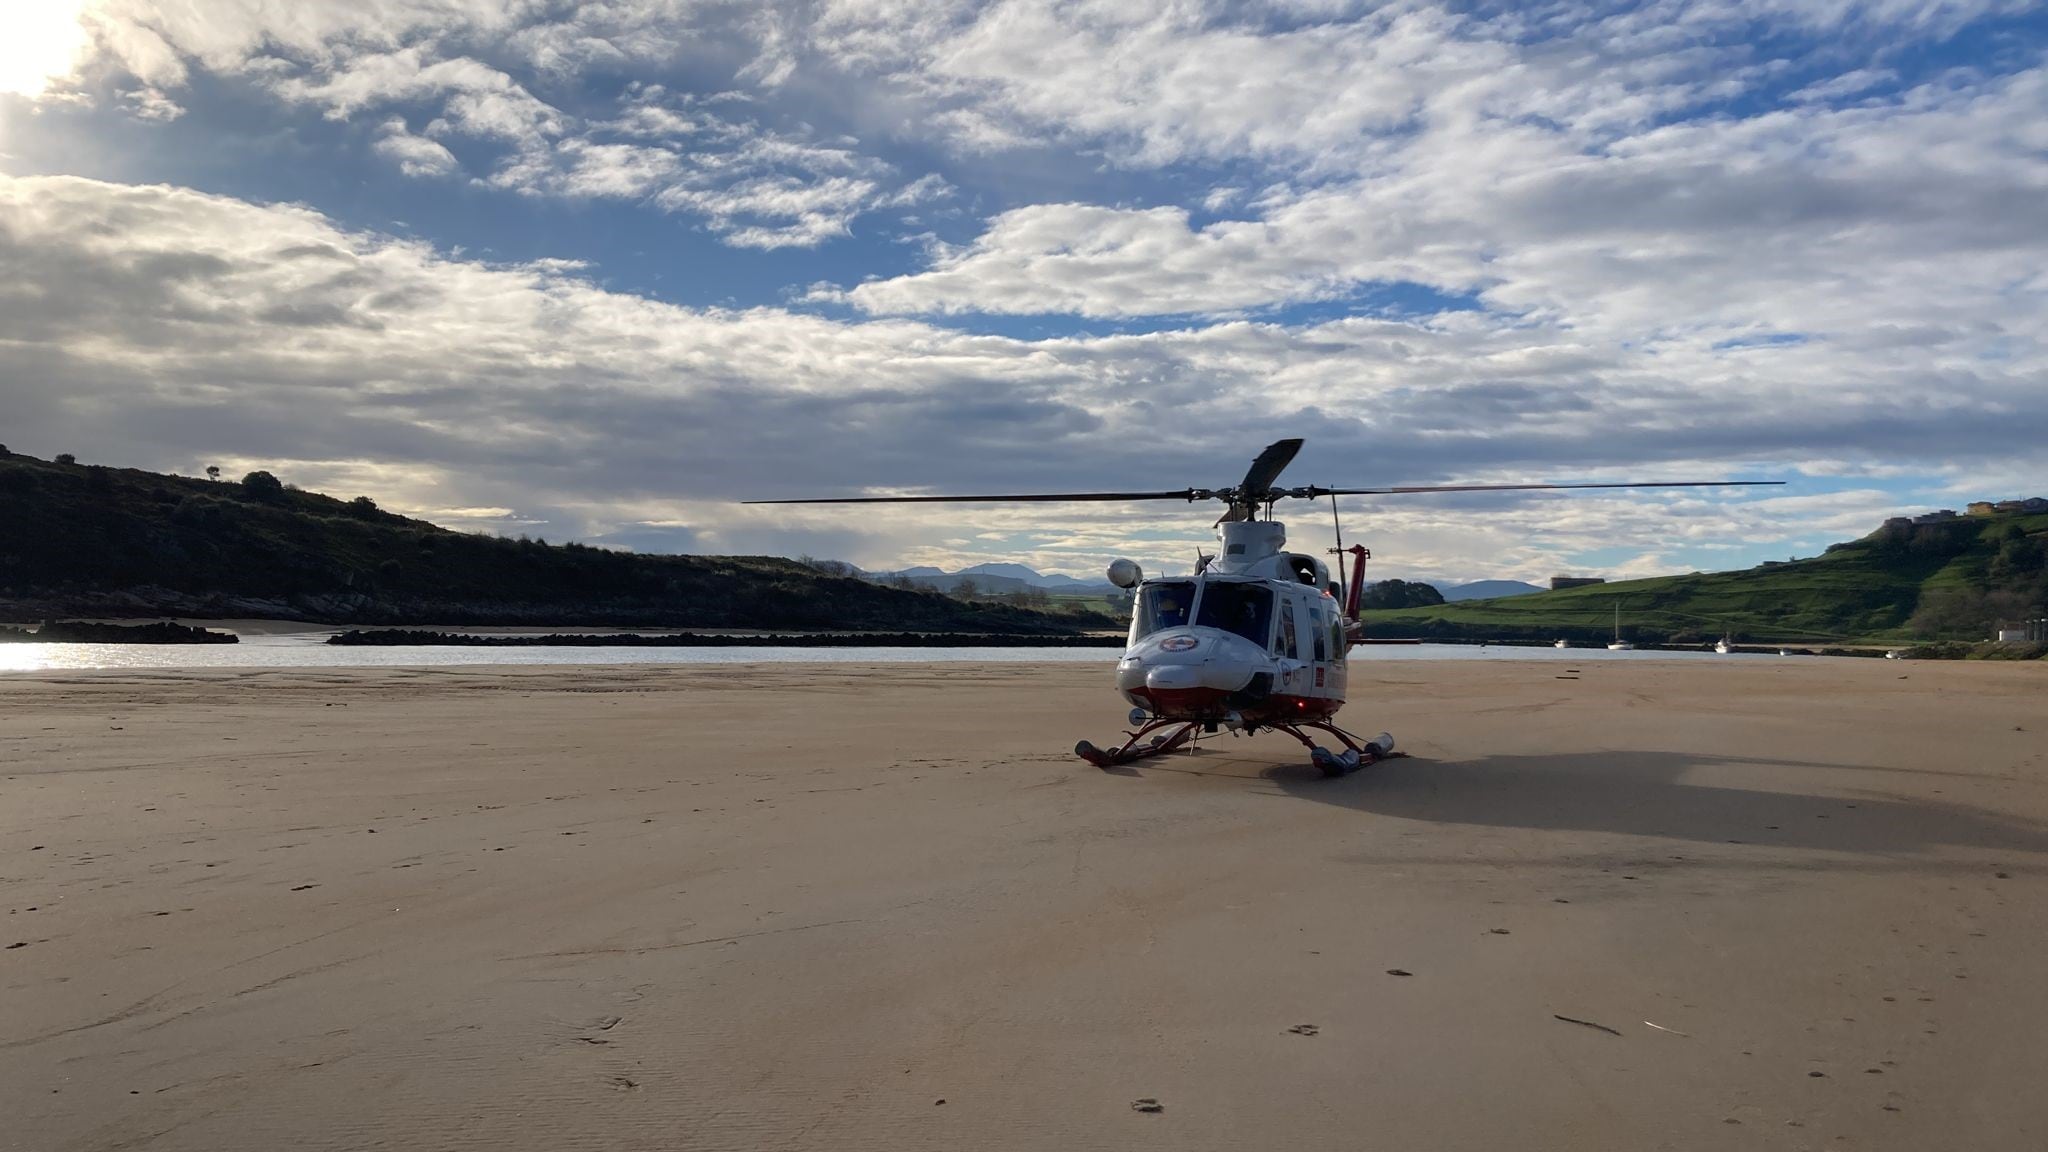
[0,451,1093,633]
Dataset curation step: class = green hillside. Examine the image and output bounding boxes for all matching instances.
[0,450,1104,632]
[1362,511,2048,645]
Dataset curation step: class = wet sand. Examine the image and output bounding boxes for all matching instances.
[4,659,2046,1150]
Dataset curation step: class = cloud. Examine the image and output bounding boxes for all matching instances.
[900,2,1511,168]
[476,86,951,247]
[55,6,947,249]
[373,117,460,177]
[836,64,2048,364]
[830,202,1356,316]
[119,86,184,121]
[274,48,567,142]
[1789,67,1900,103]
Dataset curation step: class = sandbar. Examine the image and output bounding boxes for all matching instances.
[4,659,2046,1150]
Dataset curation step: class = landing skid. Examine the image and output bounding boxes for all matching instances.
[1074,717,1200,769]
[1075,718,1399,777]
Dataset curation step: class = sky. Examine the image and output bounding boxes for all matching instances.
[1,0,2043,586]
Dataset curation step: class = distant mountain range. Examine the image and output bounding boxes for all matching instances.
[1439,579,1544,601]
[865,564,1545,602]
[863,563,1123,598]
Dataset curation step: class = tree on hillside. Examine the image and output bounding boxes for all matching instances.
[241,470,285,501]
[205,466,221,481]
[54,453,76,465]
[1908,587,2037,639]
[348,496,380,519]
[796,555,858,577]
[954,577,980,599]
[1359,579,1446,610]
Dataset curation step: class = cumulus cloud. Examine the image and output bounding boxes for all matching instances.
[837,37,2048,332]
[372,117,460,177]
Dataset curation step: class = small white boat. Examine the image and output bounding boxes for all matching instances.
[1714,636,1732,654]
[1553,639,1569,648]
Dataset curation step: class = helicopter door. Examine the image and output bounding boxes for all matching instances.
[1316,597,1347,699]
[1274,596,1309,697]
[1307,597,1332,696]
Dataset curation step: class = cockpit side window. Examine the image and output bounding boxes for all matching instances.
[1277,598,1298,657]
[1132,581,1196,641]
[1310,601,1330,662]
[1195,581,1276,646]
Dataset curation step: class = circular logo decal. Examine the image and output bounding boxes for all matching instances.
[1159,636,1199,652]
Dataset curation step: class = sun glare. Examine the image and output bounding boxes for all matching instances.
[0,0,91,99]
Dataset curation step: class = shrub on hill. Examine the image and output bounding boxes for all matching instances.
[1359,579,1445,610]
[240,470,286,502]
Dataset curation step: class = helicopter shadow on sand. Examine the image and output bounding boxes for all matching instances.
[1146,746,2048,865]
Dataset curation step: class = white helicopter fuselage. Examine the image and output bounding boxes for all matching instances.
[1113,520,1350,725]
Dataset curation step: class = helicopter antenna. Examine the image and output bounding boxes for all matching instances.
[1328,487,1346,592]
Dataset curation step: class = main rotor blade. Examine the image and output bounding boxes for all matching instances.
[744,489,1200,505]
[1238,438,1304,497]
[1300,480,1785,497]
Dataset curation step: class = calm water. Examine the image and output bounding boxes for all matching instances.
[0,632,1798,672]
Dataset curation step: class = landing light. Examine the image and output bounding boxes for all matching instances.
[1129,707,1149,726]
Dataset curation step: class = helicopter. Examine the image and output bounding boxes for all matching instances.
[749,439,1782,777]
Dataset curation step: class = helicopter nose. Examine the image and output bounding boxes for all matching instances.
[1118,628,1264,717]
[1144,664,1204,693]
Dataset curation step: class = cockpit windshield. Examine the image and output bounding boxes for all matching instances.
[1132,581,1195,640]
[1195,581,1276,646]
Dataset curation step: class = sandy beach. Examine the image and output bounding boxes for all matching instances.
[4,658,2046,1151]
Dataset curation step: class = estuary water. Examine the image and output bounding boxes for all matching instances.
[0,630,1796,672]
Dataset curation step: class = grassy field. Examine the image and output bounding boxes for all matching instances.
[1361,511,2048,644]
